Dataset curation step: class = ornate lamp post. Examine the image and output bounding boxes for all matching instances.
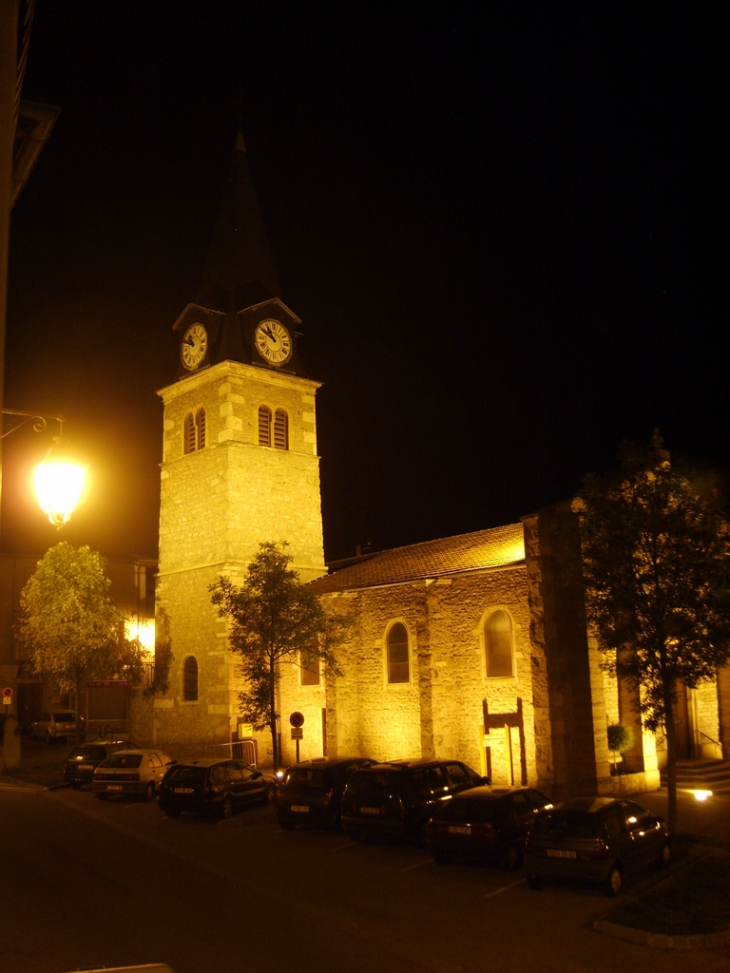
[1,410,88,526]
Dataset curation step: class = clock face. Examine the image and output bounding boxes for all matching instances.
[254,319,292,366]
[181,323,208,371]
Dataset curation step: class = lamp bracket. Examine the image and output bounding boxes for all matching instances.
[1,410,65,440]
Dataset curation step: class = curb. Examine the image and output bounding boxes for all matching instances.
[594,919,730,950]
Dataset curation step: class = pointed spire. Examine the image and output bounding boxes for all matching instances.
[196,131,282,313]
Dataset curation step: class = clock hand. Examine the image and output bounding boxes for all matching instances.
[184,335,195,346]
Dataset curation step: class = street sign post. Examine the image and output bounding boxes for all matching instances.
[289,712,305,761]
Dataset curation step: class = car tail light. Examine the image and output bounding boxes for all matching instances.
[471,823,495,836]
[64,762,69,772]
[324,788,334,804]
[592,841,611,860]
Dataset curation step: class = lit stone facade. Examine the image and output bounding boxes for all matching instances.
[153,359,326,753]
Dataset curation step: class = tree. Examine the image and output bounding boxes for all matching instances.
[210,542,352,769]
[18,542,145,740]
[577,433,730,833]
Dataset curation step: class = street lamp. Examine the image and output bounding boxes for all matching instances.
[1,410,88,526]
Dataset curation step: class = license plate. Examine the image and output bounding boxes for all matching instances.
[291,805,310,813]
[174,787,194,794]
[447,825,471,835]
[106,784,123,791]
[361,807,381,815]
[547,849,576,859]
[79,764,94,771]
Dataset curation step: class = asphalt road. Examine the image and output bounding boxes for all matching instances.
[0,784,727,973]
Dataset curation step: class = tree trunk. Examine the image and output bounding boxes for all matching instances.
[663,678,678,835]
[268,658,279,770]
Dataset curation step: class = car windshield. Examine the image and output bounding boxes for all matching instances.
[345,771,397,800]
[69,747,107,761]
[435,798,501,823]
[284,769,327,789]
[533,810,598,839]
[53,712,76,722]
[103,754,143,769]
[166,766,206,784]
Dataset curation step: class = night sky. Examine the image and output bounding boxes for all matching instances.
[2,3,726,563]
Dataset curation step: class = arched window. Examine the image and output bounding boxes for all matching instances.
[258,405,272,446]
[274,409,289,450]
[300,650,320,686]
[183,656,198,701]
[387,622,410,684]
[183,413,196,454]
[485,610,514,678]
[195,408,206,449]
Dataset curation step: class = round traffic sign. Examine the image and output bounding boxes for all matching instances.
[2,687,12,698]
[289,711,305,728]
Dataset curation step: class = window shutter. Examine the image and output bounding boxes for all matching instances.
[258,405,271,446]
[195,408,206,449]
[274,409,289,450]
[183,413,196,454]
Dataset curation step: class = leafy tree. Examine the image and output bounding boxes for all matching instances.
[18,542,146,740]
[578,434,730,832]
[210,542,351,769]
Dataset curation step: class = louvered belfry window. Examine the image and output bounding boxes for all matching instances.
[183,413,196,454]
[195,408,206,449]
[258,405,272,446]
[387,623,410,684]
[274,409,289,450]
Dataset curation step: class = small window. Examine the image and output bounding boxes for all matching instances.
[258,405,272,446]
[485,610,514,678]
[274,409,289,450]
[183,413,196,454]
[300,650,320,686]
[387,622,410,684]
[183,656,198,701]
[195,408,206,449]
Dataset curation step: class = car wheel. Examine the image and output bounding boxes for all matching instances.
[70,781,82,790]
[503,844,522,871]
[220,795,233,819]
[95,793,108,801]
[604,864,622,897]
[264,783,276,805]
[145,781,156,802]
[434,854,451,866]
[657,840,671,868]
[526,873,543,890]
[165,808,181,819]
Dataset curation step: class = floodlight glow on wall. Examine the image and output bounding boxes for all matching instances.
[2,410,87,527]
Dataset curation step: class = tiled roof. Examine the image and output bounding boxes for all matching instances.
[310,523,525,594]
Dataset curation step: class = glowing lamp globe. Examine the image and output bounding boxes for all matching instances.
[34,452,87,527]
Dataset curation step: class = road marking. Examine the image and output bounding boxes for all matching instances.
[400,858,433,872]
[485,877,525,897]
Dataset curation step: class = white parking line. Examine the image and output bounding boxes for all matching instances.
[485,877,525,897]
[400,858,433,872]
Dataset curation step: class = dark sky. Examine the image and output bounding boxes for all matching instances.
[2,2,726,562]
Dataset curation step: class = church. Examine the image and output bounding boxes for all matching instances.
[140,133,728,800]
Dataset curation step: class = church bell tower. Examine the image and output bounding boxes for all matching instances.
[154,133,326,753]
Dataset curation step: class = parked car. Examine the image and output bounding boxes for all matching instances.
[64,740,134,789]
[92,749,175,801]
[426,786,554,869]
[158,758,276,818]
[524,797,671,896]
[341,758,487,843]
[31,711,84,743]
[276,757,375,830]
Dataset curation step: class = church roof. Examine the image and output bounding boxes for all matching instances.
[197,132,282,314]
[310,523,525,593]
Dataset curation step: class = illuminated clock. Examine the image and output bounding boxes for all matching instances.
[254,319,292,366]
[181,323,208,371]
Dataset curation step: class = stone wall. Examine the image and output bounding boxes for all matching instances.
[309,562,547,787]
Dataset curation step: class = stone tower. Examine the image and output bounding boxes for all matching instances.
[153,133,326,754]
